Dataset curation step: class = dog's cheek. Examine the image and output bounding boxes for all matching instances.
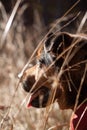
[56,83,73,109]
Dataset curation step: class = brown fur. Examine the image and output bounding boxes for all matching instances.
[21,32,87,109]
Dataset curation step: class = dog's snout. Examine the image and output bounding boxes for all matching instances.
[20,66,37,92]
[22,80,30,92]
[22,75,36,92]
[28,86,50,108]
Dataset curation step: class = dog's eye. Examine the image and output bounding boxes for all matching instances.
[39,58,45,65]
[38,52,53,67]
[36,58,45,69]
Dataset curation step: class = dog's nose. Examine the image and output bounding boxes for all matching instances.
[22,81,29,92]
[22,75,35,92]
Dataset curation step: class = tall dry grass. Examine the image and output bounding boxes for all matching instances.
[0,0,87,130]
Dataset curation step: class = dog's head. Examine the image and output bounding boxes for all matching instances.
[20,32,87,109]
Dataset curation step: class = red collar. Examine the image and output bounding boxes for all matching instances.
[70,101,87,130]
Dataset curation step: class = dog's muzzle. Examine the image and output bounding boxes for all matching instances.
[27,86,50,108]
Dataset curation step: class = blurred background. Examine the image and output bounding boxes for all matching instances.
[0,0,86,130]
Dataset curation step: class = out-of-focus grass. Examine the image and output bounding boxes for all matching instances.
[0,2,72,130]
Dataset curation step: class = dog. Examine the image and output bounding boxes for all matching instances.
[20,32,87,130]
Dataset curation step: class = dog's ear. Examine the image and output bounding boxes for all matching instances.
[51,32,73,55]
[44,32,74,67]
[44,32,73,55]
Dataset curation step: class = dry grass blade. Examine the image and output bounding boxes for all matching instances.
[43,77,58,130]
[63,60,87,73]
[75,106,87,130]
[54,11,81,34]
[13,92,32,119]
[0,2,8,21]
[0,0,22,50]
[77,11,87,33]
[74,64,87,113]
[48,123,68,130]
